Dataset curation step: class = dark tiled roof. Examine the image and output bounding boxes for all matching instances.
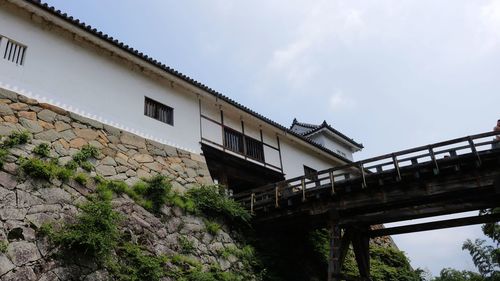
[23,0,357,164]
[291,119,364,149]
[290,118,319,132]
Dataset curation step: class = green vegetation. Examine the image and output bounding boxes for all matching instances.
[17,142,258,280]
[80,161,93,172]
[18,144,99,183]
[72,144,99,165]
[74,172,88,185]
[186,185,252,225]
[1,131,30,148]
[19,157,71,181]
[0,130,30,167]
[432,208,499,281]
[178,235,195,255]
[41,197,122,262]
[33,143,50,157]
[168,254,245,281]
[0,148,7,169]
[300,228,423,281]
[96,175,252,227]
[204,220,221,235]
[0,240,7,253]
[108,243,167,281]
[432,268,484,281]
[96,175,171,214]
[219,244,261,278]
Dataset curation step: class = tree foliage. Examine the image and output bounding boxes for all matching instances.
[432,268,484,281]
[461,208,500,280]
[433,208,499,281]
[309,228,423,281]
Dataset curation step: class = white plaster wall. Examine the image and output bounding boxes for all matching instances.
[309,134,354,160]
[0,6,201,152]
[279,137,342,179]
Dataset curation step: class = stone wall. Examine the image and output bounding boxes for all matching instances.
[0,88,252,280]
[0,87,213,192]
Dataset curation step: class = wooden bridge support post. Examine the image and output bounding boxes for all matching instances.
[351,226,372,281]
[327,223,350,281]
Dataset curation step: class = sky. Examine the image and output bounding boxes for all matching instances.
[43,0,500,276]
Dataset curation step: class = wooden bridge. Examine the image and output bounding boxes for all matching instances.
[234,131,500,281]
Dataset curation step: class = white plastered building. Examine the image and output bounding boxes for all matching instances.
[0,0,363,192]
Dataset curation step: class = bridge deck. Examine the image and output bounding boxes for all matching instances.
[235,131,500,227]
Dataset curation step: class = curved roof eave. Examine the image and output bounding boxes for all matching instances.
[19,0,356,164]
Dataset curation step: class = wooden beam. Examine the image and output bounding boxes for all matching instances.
[338,193,500,225]
[370,213,500,237]
[351,226,371,280]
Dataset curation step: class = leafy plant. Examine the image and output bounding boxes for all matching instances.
[168,254,245,281]
[186,185,252,225]
[307,228,422,281]
[74,173,88,185]
[72,145,99,165]
[19,157,74,182]
[461,208,500,280]
[0,148,7,168]
[42,197,121,262]
[140,175,171,213]
[80,161,93,172]
[432,268,484,281]
[33,143,50,157]
[1,130,30,149]
[178,235,195,255]
[108,243,166,281]
[0,240,7,253]
[19,157,56,181]
[0,131,30,168]
[204,220,221,235]
[167,193,196,213]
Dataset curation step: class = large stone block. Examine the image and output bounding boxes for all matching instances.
[6,242,41,266]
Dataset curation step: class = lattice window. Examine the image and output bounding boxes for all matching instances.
[223,127,265,162]
[224,127,244,154]
[245,136,264,162]
[144,97,174,125]
[2,37,26,66]
[304,165,318,181]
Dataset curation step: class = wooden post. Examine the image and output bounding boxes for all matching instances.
[328,214,351,281]
[351,226,372,281]
[360,164,367,189]
[329,171,335,195]
[468,137,481,167]
[250,193,255,215]
[328,223,342,281]
[392,154,402,181]
[429,146,439,175]
[275,184,279,208]
[301,178,306,202]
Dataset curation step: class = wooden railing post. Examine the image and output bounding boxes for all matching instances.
[301,178,306,202]
[428,146,439,175]
[328,223,342,281]
[360,164,367,189]
[250,193,255,215]
[468,136,481,167]
[392,154,402,181]
[275,184,279,208]
[329,171,335,195]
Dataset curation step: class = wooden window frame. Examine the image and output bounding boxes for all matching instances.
[144,96,174,126]
[223,127,265,163]
[1,36,27,66]
[304,165,318,181]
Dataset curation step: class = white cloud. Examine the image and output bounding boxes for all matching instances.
[329,90,357,110]
[479,0,500,52]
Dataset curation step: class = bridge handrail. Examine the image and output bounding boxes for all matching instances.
[235,131,499,209]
